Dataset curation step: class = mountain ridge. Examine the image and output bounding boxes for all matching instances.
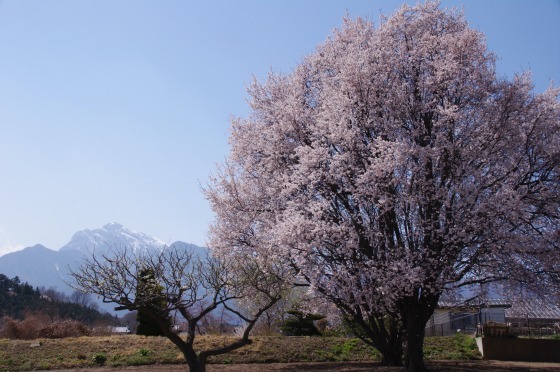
[59,222,169,254]
[0,223,204,313]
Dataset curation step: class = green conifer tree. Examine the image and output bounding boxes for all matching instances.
[135,268,170,336]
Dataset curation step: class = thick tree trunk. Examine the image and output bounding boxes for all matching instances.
[404,322,427,372]
[379,346,403,366]
[183,348,203,372]
[186,358,201,372]
[402,291,437,372]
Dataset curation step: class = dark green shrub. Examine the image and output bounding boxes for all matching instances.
[92,353,107,366]
[280,310,325,336]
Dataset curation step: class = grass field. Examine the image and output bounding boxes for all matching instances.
[0,333,480,371]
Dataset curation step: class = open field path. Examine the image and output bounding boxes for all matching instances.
[49,360,560,371]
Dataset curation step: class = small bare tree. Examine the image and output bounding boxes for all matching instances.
[68,245,284,372]
[69,289,93,308]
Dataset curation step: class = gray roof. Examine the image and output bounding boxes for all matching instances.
[437,295,560,320]
[478,298,512,307]
[438,297,511,309]
[505,301,560,320]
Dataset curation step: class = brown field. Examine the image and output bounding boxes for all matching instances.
[2,334,559,371]
[53,360,560,371]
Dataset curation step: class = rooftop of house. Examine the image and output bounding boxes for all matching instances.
[505,300,560,320]
[437,296,560,320]
[438,296,511,310]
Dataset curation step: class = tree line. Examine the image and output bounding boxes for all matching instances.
[0,273,117,326]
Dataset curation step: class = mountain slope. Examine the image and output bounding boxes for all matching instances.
[0,273,117,325]
[0,244,82,290]
[0,223,204,313]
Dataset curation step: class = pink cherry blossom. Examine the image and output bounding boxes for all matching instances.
[206,2,560,371]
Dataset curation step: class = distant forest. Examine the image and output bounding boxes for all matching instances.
[0,273,117,326]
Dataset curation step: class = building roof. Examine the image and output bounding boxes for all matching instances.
[437,295,560,320]
[505,300,560,320]
[110,326,131,333]
[438,296,511,310]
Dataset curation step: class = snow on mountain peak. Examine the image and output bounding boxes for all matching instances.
[59,223,167,254]
[102,222,125,231]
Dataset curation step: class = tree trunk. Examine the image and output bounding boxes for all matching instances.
[183,348,203,372]
[186,359,200,372]
[345,312,404,366]
[404,323,427,372]
[379,346,403,366]
[402,296,432,372]
[378,317,404,366]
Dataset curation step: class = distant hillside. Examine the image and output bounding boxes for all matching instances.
[0,244,82,290]
[0,273,116,326]
[0,223,206,314]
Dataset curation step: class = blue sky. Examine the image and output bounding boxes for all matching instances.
[0,0,558,255]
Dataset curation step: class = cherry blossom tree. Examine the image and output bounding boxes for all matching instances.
[208,2,560,371]
[69,246,284,372]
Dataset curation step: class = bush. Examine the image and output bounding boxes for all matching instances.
[454,333,478,352]
[280,310,325,336]
[0,317,22,339]
[37,319,91,338]
[330,339,360,359]
[92,353,107,366]
[0,314,91,339]
[0,315,43,339]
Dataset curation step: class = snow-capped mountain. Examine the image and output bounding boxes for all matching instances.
[0,223,204,313]
[59,222,168,255]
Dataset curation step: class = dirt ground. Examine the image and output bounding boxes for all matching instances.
[51,360,560,371]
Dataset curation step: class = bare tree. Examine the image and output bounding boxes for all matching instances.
[68,245,284,372]
[39,287,68,302]
[69,290,93,308]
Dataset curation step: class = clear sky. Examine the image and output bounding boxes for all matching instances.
[0,0,558,255]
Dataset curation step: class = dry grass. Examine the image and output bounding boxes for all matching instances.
[0,334,480,371]
[0,315,91,340]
